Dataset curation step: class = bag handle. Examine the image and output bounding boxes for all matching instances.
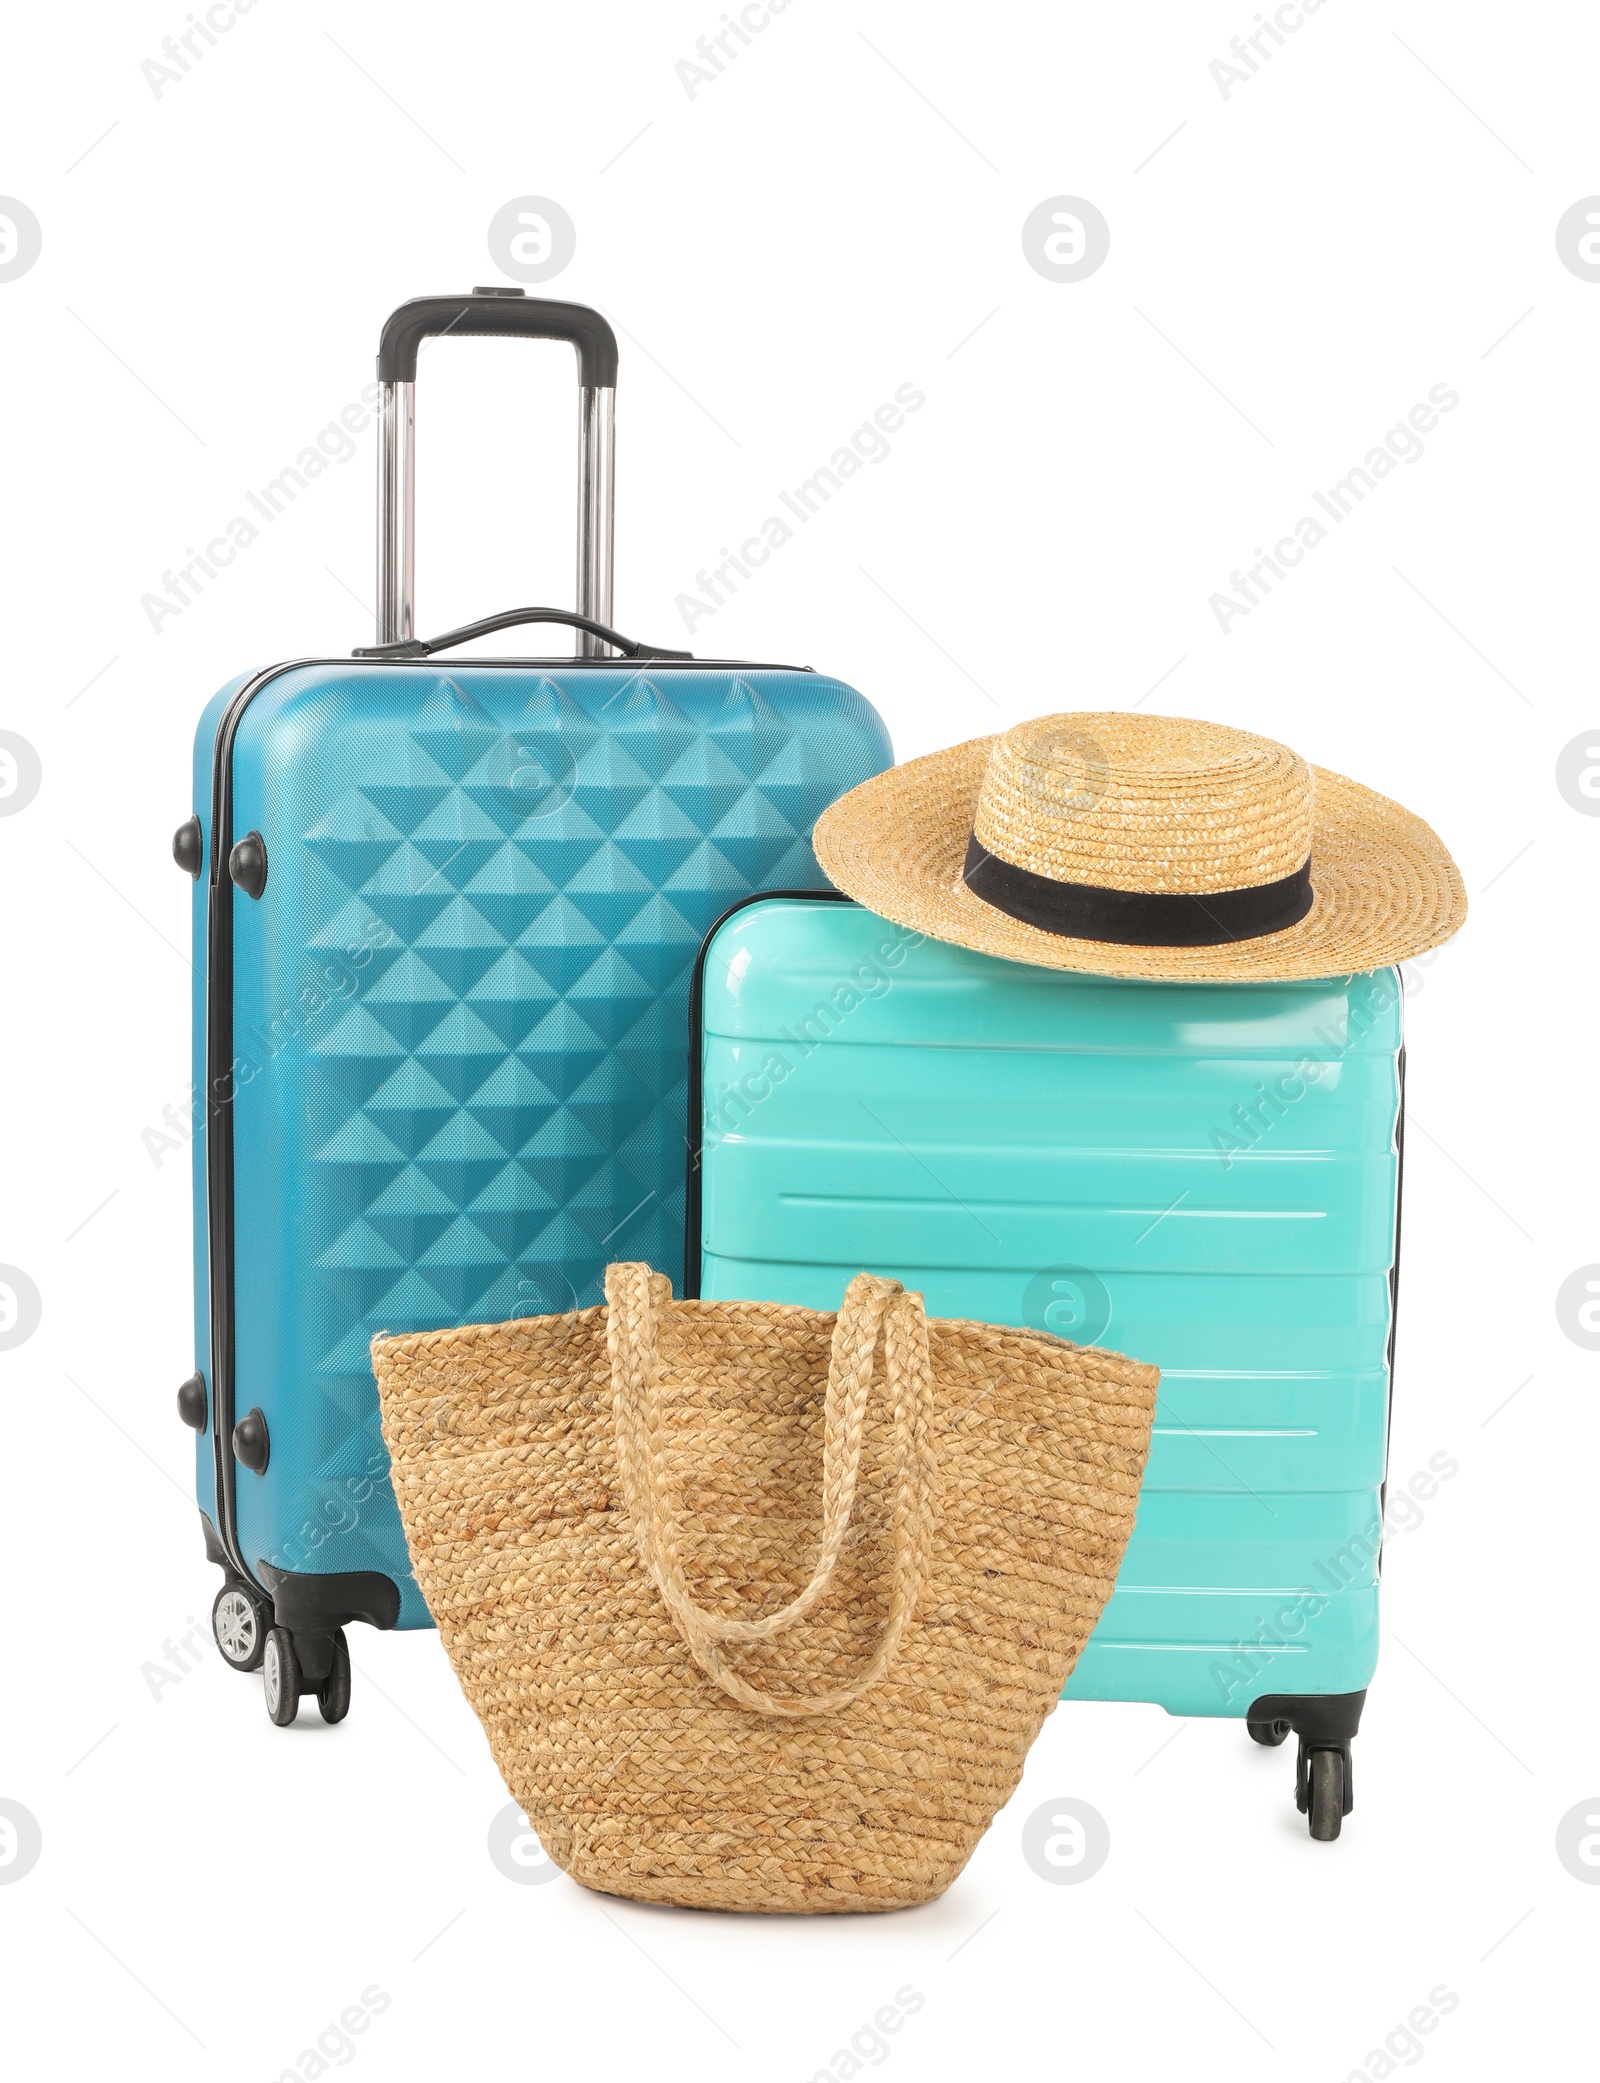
[604,1263,934,1719]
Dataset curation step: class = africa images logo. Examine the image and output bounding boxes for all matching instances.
[1209,384,1459,634]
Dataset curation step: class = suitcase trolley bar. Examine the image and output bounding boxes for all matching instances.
[374,289,617,651]
[178,293,624,1724]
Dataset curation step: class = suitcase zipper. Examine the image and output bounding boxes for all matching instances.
[204,660,318,1594]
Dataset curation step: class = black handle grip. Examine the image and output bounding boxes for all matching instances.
[353,607,691,662]
[377,292,619,387]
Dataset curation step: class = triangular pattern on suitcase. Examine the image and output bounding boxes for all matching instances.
[210,664,889,1622]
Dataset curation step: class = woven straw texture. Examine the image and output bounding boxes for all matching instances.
[814,712,1468,983]
[373,1264,1158,1913]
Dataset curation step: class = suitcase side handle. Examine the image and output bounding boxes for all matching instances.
[375,289,616,659]
[353,605,690,663]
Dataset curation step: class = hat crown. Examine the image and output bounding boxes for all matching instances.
[972,712,1315,895]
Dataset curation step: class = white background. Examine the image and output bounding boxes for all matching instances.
[1,1,1594,2076]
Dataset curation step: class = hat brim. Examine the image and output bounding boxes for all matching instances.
[813,737,1468,984]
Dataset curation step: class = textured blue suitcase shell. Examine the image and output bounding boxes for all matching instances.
[693,897,1402,1718]
[191,664,889,1626]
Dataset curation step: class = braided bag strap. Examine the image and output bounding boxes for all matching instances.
[604,1264,935,1719]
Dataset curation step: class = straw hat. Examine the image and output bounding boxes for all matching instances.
[813,712,1466,983]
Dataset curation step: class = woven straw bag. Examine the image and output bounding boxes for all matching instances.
[372,1264,1158,1913]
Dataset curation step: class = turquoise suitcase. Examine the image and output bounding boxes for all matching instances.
[688,892,1405,1837]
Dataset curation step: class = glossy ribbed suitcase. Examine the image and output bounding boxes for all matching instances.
[175,295,890,1726]
[688,893,1404,1837]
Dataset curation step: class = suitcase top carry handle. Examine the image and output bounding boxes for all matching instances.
[353,605,690,662]
[375,288,616,658]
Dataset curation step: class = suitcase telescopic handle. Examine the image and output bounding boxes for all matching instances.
[376,294,618,387]
[352,605,689,662]
[374,289,618,658]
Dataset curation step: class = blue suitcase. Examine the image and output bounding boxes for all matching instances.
[175,294,891,1725]
[688,892,1406,1836]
